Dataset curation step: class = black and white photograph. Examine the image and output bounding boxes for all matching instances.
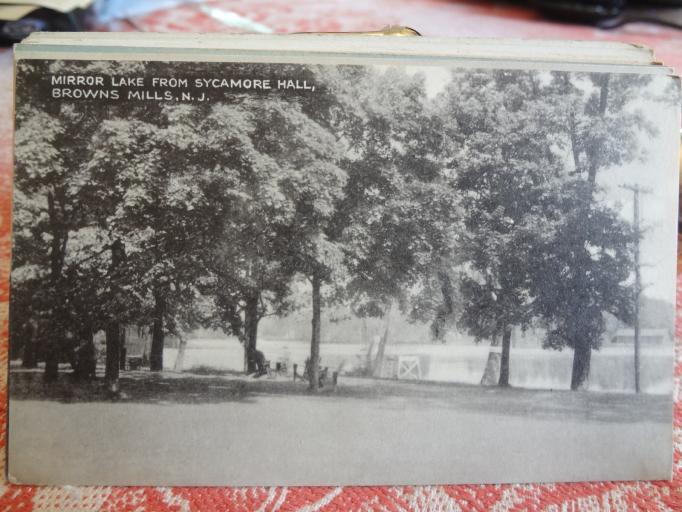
[8,56,680,486]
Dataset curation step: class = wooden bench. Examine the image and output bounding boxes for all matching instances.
[127,356,144,370]
[293,363,337,388]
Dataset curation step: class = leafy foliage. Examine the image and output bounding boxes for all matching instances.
[11,60,667,391]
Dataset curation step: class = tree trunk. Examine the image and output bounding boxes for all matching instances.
[569,76,605,390]
[480,336,501,385]
[362,317,374,376]
[44,338,59,382]
[150,290,165,372]
[498,326,512,387]
[105,321,120,384]
[22,338,37,368]
[119,328,127,370]
[174,334,187,372]
[75,321,96,381]
[571,337,591,390]
[563,74,607,391]
[105,239,125,389]
[372,303,394,378]
[432,270,455,342]
[243,294,259,373]
[309,273,321,391]
[65,343,78,372]
[22,320,38,369]
[44,188,67,382]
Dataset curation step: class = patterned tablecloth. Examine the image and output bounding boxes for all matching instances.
[1,1,681,510]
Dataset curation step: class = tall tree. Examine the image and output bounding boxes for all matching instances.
[84,105,235,373]
[334,67,460,376]
[13,73,106,380]
[177,95,344,374]
[531,72,653,390]
[13,59,149,383]
[271,113,347,390]
[435,69,564,386]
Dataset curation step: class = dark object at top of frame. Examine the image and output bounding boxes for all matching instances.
[529,0,682,29]
[1,6,92,46]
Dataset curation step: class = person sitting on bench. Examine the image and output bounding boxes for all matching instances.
[246,345,268,377]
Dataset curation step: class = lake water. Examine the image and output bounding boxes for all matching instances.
[163,338,673,394]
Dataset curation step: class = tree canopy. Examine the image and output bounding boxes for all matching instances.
[11,60,662,392]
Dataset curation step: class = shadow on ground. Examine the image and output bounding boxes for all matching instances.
[9,364,671,425]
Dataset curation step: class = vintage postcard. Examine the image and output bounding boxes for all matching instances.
[8,48,680,485]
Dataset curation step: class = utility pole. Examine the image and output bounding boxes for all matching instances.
[623,184,649,394]
[632,186,641,394]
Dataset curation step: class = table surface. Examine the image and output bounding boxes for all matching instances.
[1,1,681,510]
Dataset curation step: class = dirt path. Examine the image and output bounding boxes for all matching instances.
[8,369,672,486]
